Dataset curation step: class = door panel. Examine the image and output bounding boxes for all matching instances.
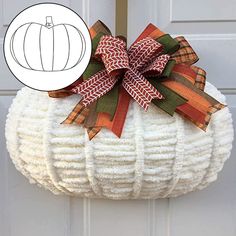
[171,0,236,22]
[90,200,149,236]
[128,1,236,235]
[169,101,236,236]
[0,1,116,236]
[128,0,236,88]
[2,0,70,25]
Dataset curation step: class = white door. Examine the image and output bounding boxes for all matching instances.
[128,0,236,235]
[0,1,235,236]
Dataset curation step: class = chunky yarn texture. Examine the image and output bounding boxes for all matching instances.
[5,83,234,199]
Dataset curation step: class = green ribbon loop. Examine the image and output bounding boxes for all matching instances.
[156,34,180,54]
[91,32,106,55]
[96,83,119,120]
[148,78,187,116]
[83,32,106,81]
[161,59,176,78]
[83,61,104,81]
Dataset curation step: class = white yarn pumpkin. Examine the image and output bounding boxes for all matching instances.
[5,82,234,199]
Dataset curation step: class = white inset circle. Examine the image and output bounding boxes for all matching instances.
[4,3,92,91]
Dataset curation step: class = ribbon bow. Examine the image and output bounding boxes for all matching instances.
[49,21,225,140]
[72,35,169,110]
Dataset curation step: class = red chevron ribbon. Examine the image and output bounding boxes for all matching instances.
[71,35,169,110]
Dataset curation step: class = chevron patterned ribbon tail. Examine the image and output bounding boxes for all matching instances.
[71,70,118,107]
[122,69,164,111]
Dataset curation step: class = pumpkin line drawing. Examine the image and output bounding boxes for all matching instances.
[10,16,86,72]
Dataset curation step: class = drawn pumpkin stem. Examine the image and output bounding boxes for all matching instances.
[45,16,53,28]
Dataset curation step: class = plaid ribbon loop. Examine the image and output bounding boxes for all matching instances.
[71,35,170,110]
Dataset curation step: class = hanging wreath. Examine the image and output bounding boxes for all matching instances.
[6,21,234,199]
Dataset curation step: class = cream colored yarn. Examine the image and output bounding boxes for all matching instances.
[5,82,234,199]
